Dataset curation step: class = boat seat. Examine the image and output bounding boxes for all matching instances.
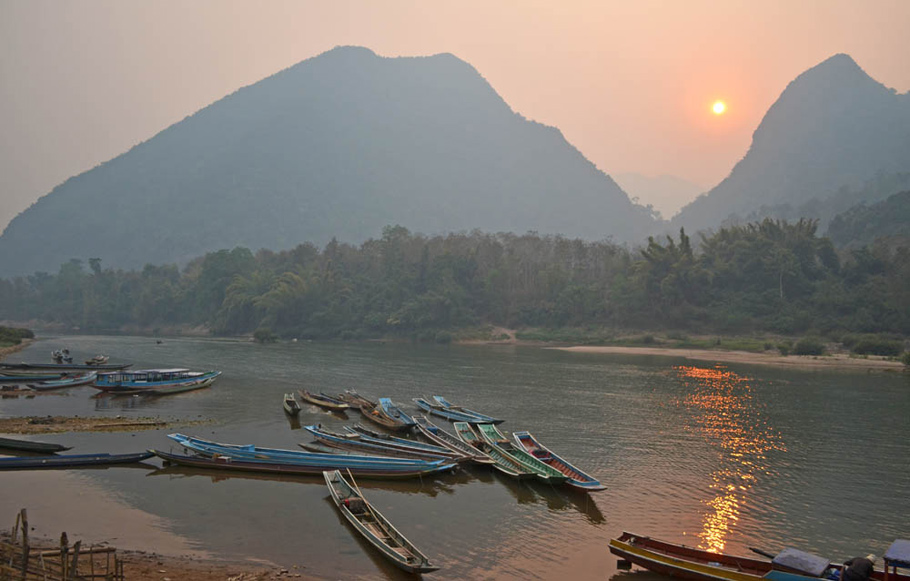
[342,497,368,514]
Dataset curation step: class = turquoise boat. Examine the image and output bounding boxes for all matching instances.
[476,423,568,485]
[512,430,605,491]
[452,421,533,479]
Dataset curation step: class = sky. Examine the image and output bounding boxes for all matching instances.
[1,0,909,230]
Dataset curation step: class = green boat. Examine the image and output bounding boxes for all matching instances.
[476,423,568,485]
[452,422,534,480]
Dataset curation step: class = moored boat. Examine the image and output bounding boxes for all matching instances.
[378,398,416,427]
[283,393,302,416]
[344,425,465,460]
[414,397,492,424]
[298,389,350,411]
[0,451,153,470]
[303,425,453,461]
[512,431,605,491]
[360,401,412,432]
[414,416,495,464]
[85,355,110,365]
[335,390,377,408]
[452,421,534,479]
[92,368,221,395]
[1,361,132,373]
[27,372,97,391]
[0,436,72,453]
[432,395,503,424]
[608,532,910,581]
[476,423,568,485]
[324,469,440,574]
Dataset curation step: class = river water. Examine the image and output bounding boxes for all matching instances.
[1,336,908,580]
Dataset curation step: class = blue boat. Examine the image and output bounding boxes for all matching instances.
[344,425,464,458]
[27,372,98,391]
[378,398,416,427]
[413,416,494,464]
[413,397,491,423]
[303,425,452,461]
[93,369,221,395]
[0,451,153,470]
[432,395,503,424]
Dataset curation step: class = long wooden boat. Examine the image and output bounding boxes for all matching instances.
[476,424,568,485]
[167,434,456,473]
[324,469,440,574]
[359,401,412,432]
[0,373,65,383]
[414,416,495,464]
[413,397,493,424]
[433,395,503,424]
[1,362,131,373]
[512,431,605,491]
[452,422,534,479]
[27,372,97,391]
[298,390,350,411]
[0,436,72,453]
[344,425,466,460]
[0,451,153,470]
[335,390,377,408]
[608,532,910,581]
[303,425,452,461]
[378,398,416,427]
[283,393,302,416]
[153,448,452,480]
[92,369,221,395]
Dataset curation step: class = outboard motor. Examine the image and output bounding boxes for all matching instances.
[843,555,877,581]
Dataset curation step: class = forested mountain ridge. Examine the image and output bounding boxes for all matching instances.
[827,190,910,248]
[672,54,910,234]
[0,46,654,277]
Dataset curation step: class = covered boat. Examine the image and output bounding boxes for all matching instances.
[608,532,910,581]
[476,424,568,485]
[512,430,605,491]
[432,395,503,424]
[324,470,440,574]
[0,436,72,453]
[298,390,350,411]
[92,368,221,395]
[0,451,153,470]
[452,422,534,479]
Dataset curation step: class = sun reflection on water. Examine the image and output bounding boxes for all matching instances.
[675,365,786,553]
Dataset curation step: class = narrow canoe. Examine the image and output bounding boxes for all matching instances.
[378,398,416,427]
[93,369,221,395]
[324,470,440,574]
[413,416,494,464]
[0,451,153,470]
[153,449,453,480]
[335,390,377,408]
[476,424,568,485]
[298,390,350,411]
[433,395,503,424]
[608,532,910,581]
[452,422,533,479]
[413,397,490,424]
[284,393,302,416]
[344,425,464,459]
[512,431,605,491]
[1,362,131,373]
[359,402,411,432]
[0,436,72,453]
[27,372,98,391]
[304,425,452,461]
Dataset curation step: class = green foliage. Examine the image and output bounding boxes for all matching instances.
[902,351,910,366]
[847,335,904,357]
[778,341,792,356]
[793,336,826,356]
[253,327,278,343]
[0,326,33,347]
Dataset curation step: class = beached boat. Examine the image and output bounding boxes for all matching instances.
[359,401,412,432]
[609,532,910,581]
[512,431,605,491]
[414,416,495,465]
[335,390,377,408]
[324,469,439,574]
[303,425,452,461]
[432,395,503,424]
[92,368,221,395]
[298,389,350,411]
[378,398,416,427]
[476,424,568,485]
[27,372,97,391]
[452,422,534,479]
[1,361,131,373]
[283,393,302,416]
[0,436,72,453]
[0,451,153,470]
[345,425,465,459]
[413,397,493,424]
[0,373,66,383]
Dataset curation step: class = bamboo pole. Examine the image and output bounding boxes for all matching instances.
[19,509,28,581]
[66,542,80,581]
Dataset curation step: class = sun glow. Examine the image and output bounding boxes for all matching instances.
[712,100,726,115]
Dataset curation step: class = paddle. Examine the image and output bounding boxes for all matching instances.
[750,547,777,560]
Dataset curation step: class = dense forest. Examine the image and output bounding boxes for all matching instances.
[1,220,908,350]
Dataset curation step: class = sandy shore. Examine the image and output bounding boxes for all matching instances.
[553,345,906,370]
[0,415,209,435]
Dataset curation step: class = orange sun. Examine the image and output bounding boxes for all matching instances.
[712,100,726,115]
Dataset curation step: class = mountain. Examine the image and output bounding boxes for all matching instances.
[612,173,705,219]
[0,46,654,277]
[672,54,910,234]
[827,189,910,248]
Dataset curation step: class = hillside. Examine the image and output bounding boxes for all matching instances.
[0,46,654,277]
[827,190,910,248]
[672,54,910,234]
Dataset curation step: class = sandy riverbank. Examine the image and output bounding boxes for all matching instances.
[553,345,906,370]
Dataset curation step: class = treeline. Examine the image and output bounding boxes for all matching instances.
[0,221,908,340]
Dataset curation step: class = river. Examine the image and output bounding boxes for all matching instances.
[1,335,908,580]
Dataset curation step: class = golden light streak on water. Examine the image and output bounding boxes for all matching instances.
[675,365,787,553]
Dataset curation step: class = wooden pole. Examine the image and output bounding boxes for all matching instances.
[59,533,68,580]
[67,541,81,581]
[19,509,29,581]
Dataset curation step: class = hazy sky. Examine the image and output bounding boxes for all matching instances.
[1,0,909,231]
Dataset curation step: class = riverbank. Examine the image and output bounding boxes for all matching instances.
[0,416,208,435]
[553,344,906,370]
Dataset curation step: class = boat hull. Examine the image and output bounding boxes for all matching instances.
[512,431,605,491]
[477,424,568,484]
[0,436,72,453]
[0,451,153,470]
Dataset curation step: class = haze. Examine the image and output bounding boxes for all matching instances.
[1,0,909,231]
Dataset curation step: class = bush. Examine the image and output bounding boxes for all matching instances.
[903,351,910,366]
[435,331,453,344]
[777,342,791,356]
[793,336,826,356]
[0,326,33,346]
[253,327,278,343]
[849,335,904,357]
